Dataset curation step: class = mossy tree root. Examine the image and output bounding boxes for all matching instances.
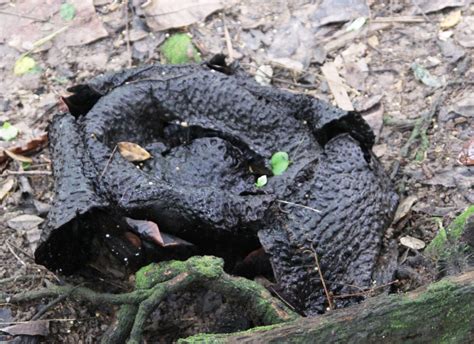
[180,271,474,343]
[0,256,297,344]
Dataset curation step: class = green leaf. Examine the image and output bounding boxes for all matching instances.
[255,175,267,188]
[271,152,289,176]
[14,56,36,75]
[161,33,201,65]
[60,3,76,21]
[22,162,31,170]
[411,63,443,88]
[0,122,19,141]
[346,17,366,32]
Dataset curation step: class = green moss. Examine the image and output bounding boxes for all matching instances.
[161,33,201,64]
[426,205,474,258]
[188,256,224,280]
[135,260,186,289]
[135,257,224,289]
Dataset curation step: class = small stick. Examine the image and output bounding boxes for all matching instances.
[277,200,321,213]
[6,242,26,267]
[222,16,234,62]
[124,0,132,68]
[100,145,118,179]
[332,279,399,299]
[307,245,334,310]
[2,170,52,176]
[0,10,47,22]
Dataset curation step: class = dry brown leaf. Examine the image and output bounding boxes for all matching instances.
[0,133,48,164]
[0,320,49,336]
[321,62,354,111]
[117,142,151,162]
[142,0,227,31]
[393,195,418,223]
[5,149,33,163]
[0,178,15,201]
[7,214,44,231]
[400,236,426,250]
[125,218,164,246]
[440,10,462,29]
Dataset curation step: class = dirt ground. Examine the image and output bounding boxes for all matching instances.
[0,0,473,342]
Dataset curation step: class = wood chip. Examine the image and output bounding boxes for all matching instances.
[321,62,354,111]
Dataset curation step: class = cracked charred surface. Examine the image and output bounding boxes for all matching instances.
[35,59,398,315]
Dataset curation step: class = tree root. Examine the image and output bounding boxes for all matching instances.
[0,256,298,343]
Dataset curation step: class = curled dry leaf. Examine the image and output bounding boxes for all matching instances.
[5,149,33,163]
[0,133,48,164]
[7,214,44,231]
[117,142,152,162]
[393,195,418,224]
[400,235,426,250]
[0,320,49,337]
[0,178,15,201]
[126,218,164,246]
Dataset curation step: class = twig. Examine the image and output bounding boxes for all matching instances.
[307,245,334,310]
[410,0,434,24]
[371,16,426,23]
[277,200,321,213]
[124,0,132,68]
[332,279,399,299]
[3,170,52,176]
[222,16,234,62]
[100,145,118,179]
[0,10,47,22]
[6,242,26,267]
[31,284,84,321]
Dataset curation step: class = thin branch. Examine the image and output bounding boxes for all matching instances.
[2,170,52,176]
[309,245,334,310]
[277,200,321,213]
[100,145,118,179]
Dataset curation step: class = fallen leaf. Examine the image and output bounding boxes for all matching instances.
[0,0,108,50]
[393,195,418,223]
[311,0,369,27]
[346,17,366,32]
[321,62,354,111]
[25,227,42,252]
[14,56,36,75]
[255,175,268,188]
[400,236,426,250]
[367,35,379,47]
[141,0,226,31]
[7,214,44,231]
[454,16,474,48]
[440,10,462,29]
[414,0,467,14]
[0,133,48,164]
[0,178,15,201]
[0,320,49,337]
[125,218,164,246]
[255,65,273,86]
[458,138,474,166]
[60,3,76,21]
[271,152,289,176]
[5,149,33,163]
[160,33,201,64]
[362,103,384,140]
[411,63,443,88]
[117,142,152,162]
[0,122,19,141]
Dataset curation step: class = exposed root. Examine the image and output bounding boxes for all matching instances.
[1,256,298,343]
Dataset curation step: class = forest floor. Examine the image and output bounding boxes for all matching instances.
[0,0,473,342]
